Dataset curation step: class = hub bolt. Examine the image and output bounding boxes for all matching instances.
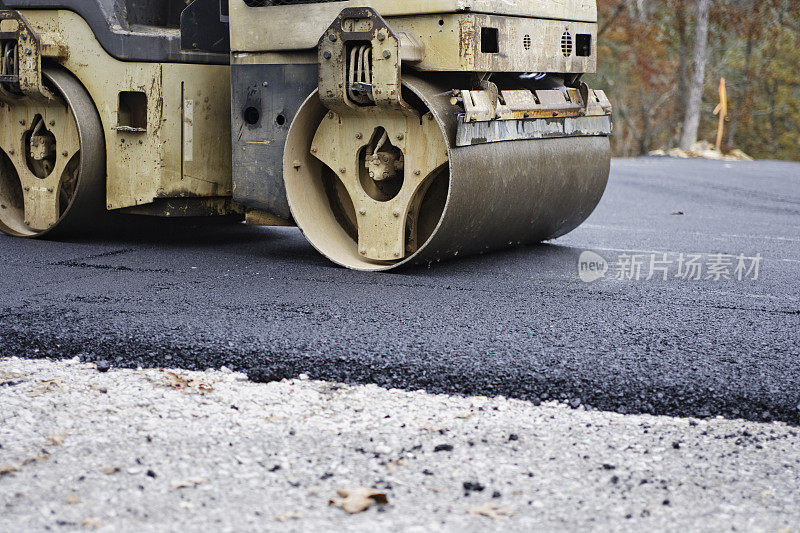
[339,168,346,174]
[329,34,338,42]
[358,209,366,215]
[392,210,400,217]
[62,151,68,157]
[49,120,55,126]
[383,50,391,59]
[396,134,404,140]
[355,132,363,139]
[414,169,421,176]
[377,33,385,42]
[323,51,332,60]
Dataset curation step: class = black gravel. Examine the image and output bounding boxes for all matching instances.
[0,158,798,424]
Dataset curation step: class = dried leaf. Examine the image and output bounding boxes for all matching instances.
[329,487,389,514]
[103,467,120,475]
[0,371,26,386]
[264,415,287,423]
[21,451,50,465]
[468,502,514,522]
[47,431,68,446]
[275,512,303,522]
[386,459,404,472]
[158,371,214,394]
[172,477,208,490]
[28,378,64,397]
[66,493,82,504]
[81,517,105,529]
[454,412,474,419]
[0,464,19,477]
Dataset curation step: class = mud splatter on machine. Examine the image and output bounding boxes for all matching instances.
[0,1,611,270]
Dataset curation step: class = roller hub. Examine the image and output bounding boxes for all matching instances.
[310,109,448,261]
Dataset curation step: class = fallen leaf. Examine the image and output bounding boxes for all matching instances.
[21,451,50,465]
[0,465,19,477]
[103,467,120,475]
[172,477,208,490]
[386,460,404,472]
[0,371,27,386]
[47,431,69,446]
[264,415,287,422]
[468,502,514,522]
[275,512,303,522]
[28,379,64,397]
[157,371,214,394]
[454,412,474,419]
[670,211,685,216]
[66,493,82,504]
[329,487,388,514]
[81,517,105,529]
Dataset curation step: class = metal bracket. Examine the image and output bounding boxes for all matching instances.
[318,7,420,114]
[457,85,613,147]
[461,87,613,123]
[0,10,61,103]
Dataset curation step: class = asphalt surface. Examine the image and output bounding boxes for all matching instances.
[0,157,798,424]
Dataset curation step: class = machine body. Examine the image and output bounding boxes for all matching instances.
[0,0,612,270]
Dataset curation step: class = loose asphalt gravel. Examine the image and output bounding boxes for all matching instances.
[0,157,798,424]
[1,357,799,532]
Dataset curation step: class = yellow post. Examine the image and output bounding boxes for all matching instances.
[713,78,728,152]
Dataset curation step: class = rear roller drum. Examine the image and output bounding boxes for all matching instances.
[0,68,105,238]
[284,74,611,271]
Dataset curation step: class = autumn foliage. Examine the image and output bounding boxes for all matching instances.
[588,0,800,160]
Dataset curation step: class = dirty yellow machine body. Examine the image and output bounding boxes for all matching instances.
[0,0,612,271]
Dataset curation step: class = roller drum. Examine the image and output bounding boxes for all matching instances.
[284,74,610,271]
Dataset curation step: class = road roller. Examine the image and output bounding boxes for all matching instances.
[0,1,612,271]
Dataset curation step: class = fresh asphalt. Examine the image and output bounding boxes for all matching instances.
[1,158,798,424]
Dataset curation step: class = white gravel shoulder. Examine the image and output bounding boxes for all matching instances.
[1,357,799,532]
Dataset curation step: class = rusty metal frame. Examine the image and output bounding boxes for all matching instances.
[0,10,58,102]
[318,7,412,114]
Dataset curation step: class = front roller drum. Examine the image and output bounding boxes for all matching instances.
[0,68,105,238]
[284,75,611,271]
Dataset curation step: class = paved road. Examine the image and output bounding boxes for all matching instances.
[1,158,798,424]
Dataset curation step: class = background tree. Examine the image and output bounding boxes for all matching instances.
[590,0,800,160]
[680,0,711,150]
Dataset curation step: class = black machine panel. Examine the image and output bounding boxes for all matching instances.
[0,0,229,63]
[231,63,318,219]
